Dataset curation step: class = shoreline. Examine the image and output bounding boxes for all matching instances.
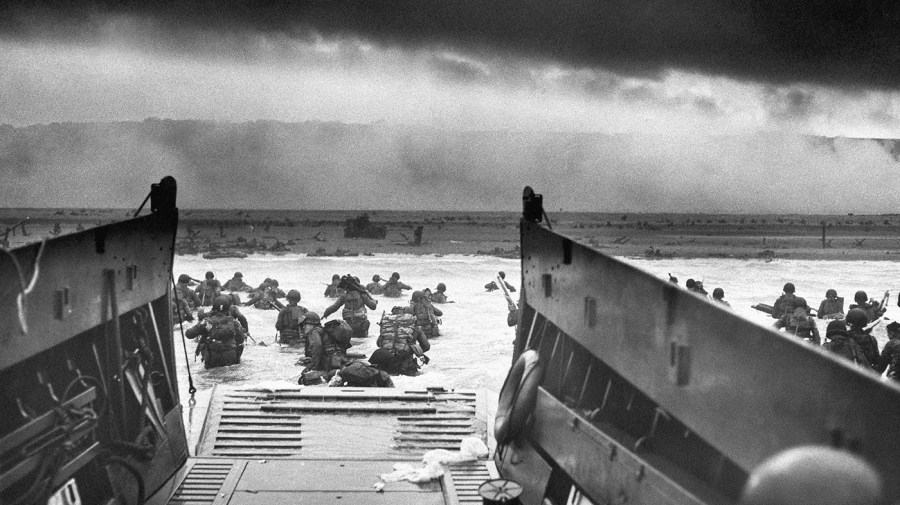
[4,208,900,262]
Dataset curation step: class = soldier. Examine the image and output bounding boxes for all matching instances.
[223,272,251,292]
[300,312,349,372]
[823,320,869,368]
[275,290,308,346]
[430,283,449,303]
[366,274,385,295]
[322,276,378,339]
[195,271,222,306]
[877,322,900,381]
[774,298,820,345]
[848,290,886,323]
[712,287,730,307]
[817,289,844,319]
[685,279,708,296]
[485,271,516,292]
[244,279,285,310]
[324,274,344,298]
[846,308,880,371]
[174,274,201,309]
[772,283,799,319]
[406,290,442,338]
[371,313,431,376]
[186,295,245,369]
[383,272,412,298]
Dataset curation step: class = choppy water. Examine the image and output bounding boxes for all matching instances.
[172,253,900,451]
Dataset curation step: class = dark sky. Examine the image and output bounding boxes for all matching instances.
[3,1,900,90]
[1,2,898,211]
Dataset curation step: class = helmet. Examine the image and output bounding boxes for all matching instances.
[794,297,808,309]
[299,312,321,325]
[854,290,868,303]
[713,287,724,299]
[270,279,279,287]
[353,276,361,284]
[826,320,848,339]
[178,274,192,284]
[825,288,837,298]
[229,293,241,305]
[499,271,506,279]
[685,279,696,288]
[411,291,423,301]
[286,290,301,302]
[391,272,400,279]
[234,272,243,278]
[437,283,446,292]
[887,321,900,336]
[783,283,795,294]
[205,271,215,280]
[332,274,340,281]
[846,308,869,327]
[212,295,231,313]
[373,274,381,282]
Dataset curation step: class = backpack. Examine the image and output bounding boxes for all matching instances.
[208,315,237,346]
[378,313,417,357]
[324,320,353,349]
[338,362,394,387]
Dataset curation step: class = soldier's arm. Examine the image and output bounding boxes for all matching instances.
[362,292,378,310]
[399,282,412,290]
[876,343,894,374]
[185,323,205,340]
[322,297,345,319]
[432,305,443,317]
[234,309,249,331]
[275,309,286,331]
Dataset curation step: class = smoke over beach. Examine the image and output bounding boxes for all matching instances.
[1,120,898,213]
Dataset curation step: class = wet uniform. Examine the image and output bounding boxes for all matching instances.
[276,304,309,346]
[186,312,245,369]
[323,290,378,339]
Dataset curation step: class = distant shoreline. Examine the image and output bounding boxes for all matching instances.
[4,208,900,262]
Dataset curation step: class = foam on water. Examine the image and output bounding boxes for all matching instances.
[173,253,900,450]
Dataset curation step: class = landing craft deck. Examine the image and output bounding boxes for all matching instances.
[161,386,496,504]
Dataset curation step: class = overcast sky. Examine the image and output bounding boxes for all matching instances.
[1,2,899,211]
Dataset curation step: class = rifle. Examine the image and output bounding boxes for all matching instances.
[497,274,517,312]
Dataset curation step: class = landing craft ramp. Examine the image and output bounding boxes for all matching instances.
[164,386,495,504]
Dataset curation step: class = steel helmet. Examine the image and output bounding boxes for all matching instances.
[299,312,321,325]
[373,274,381,281]
[436,283,446,292]
[286,290,301,302]
[783,283,795,294]
[234,272,243,278]
[854,290,868,303]
[825,288,837,298]
[205,271,215,279]
[846,308,869,327]
[411,291,423,301]
[178,274,192,284]
[391,272,400,279]
[713,287,724,299]
[212,295,231,313]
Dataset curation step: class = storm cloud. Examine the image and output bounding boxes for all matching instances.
[3,1,900,90]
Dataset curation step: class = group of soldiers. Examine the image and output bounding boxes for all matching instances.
[174,269,453,382]
[281,272,451,384]
[671,274,900,381]
[769,283,900,380]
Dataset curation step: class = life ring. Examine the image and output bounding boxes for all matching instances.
[494,349,544,445]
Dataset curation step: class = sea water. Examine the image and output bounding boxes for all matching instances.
[173,253,900,450]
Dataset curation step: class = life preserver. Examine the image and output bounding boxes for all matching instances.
[494,350,543,445]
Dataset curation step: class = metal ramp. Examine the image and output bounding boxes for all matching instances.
[163,386,495,504]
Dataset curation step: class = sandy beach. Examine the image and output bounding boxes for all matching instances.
[4,208,900,262]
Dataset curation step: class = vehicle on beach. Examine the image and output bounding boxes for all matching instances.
[2,179,899,504]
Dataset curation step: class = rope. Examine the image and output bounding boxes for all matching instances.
[172,276,197,396]
[0,239,46,334]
